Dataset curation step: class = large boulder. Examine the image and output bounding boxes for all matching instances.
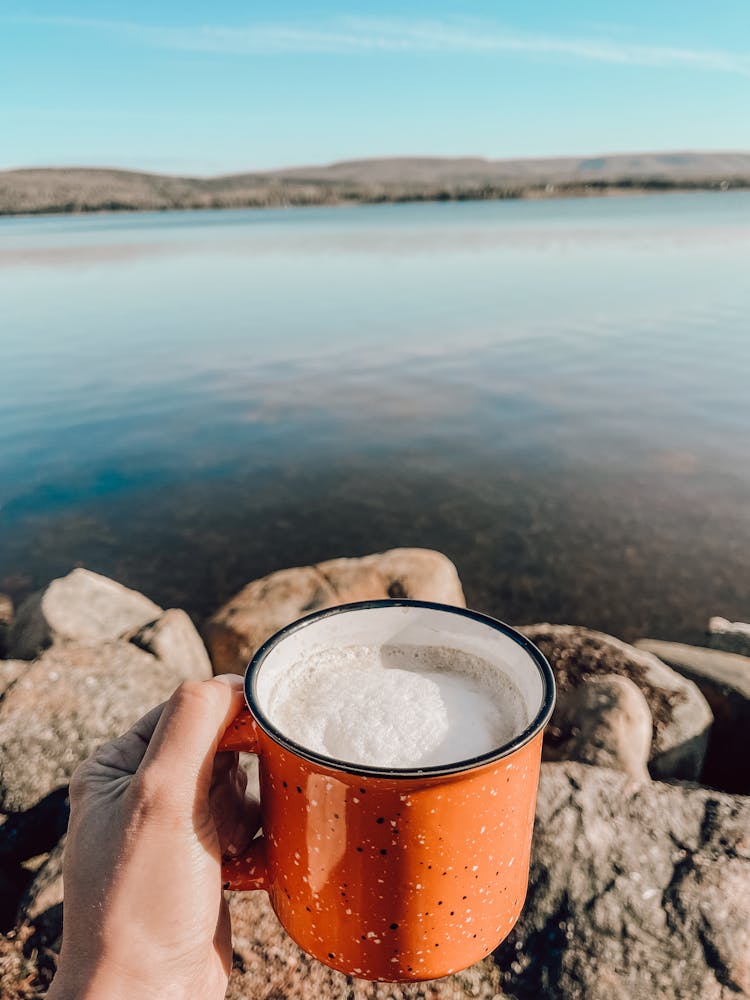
[0,624,212,813]
[9,569,162,659]
[636,639,750,794]
[520,625,712,782]
[497,762,750,1000]
[128,608,212,679]
[546,675,652,782]
[206,548,466,675]
[708,617,750,657]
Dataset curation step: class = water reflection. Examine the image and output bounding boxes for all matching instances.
[1,194,749,643]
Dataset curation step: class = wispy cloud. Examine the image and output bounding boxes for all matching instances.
[14,15,750,76]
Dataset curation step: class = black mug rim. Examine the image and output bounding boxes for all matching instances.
[243,599,555,780]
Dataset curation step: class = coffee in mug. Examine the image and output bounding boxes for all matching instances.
[264,643,529,769]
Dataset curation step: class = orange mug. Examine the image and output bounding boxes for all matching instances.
[218,600,554,981]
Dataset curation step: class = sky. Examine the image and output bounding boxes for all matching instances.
[2,1,750,175]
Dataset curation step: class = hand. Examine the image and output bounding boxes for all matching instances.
[47,676,260,1000]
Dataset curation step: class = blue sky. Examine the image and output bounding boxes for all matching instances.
[2,2,749,174]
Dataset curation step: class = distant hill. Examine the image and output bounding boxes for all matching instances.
[1,152,749,216]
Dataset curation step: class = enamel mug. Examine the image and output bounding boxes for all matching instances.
[218,600,554,981]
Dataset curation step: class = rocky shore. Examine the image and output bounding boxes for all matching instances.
[1,549,748,999]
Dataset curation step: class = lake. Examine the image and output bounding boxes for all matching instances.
[1,193,749,643]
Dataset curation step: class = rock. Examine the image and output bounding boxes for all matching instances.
[10,568,162,659]
[708,617,750,657]
[496,761,750,1000]
[520,625,713,783]
[0,661,26,700]
[0,593,13,657]
[227,890,504,1000]
[635,639,750,794]
[129,608,212,679]
[206,548,466,675]
[0,634,208,812]
[546,675,652,782]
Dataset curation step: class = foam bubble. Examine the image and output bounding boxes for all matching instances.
[264,644,529,768]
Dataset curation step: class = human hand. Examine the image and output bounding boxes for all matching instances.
[47,676,260,1000]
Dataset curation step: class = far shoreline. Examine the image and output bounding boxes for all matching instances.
[1,180,748,220]
[4,150,750,219]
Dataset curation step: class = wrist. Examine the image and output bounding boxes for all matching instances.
[48,963,172,1000]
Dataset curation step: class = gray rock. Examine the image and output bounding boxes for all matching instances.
[636,639,750,794]
[206,548,466,675]
[129,608,212,680]
[546,675,652,782]
[497,761,750,1000]
[520,625,713,783]
[0,660,26,700]
[708,617,750,657]
[10,568,162,659]
[0,593,13,657]
[0,635,208,812]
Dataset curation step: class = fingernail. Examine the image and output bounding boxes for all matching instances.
[212,674,244,687]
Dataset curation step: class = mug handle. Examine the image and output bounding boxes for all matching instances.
[218,706,268,892]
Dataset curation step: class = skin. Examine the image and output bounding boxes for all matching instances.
[47,675,261,1000]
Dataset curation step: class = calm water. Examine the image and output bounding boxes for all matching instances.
[1,194,749,643]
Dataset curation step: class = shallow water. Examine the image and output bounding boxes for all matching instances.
[1,193,749,642]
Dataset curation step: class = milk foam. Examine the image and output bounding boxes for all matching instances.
[263,643,529,768]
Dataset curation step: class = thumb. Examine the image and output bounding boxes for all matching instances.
[137,676,246,801]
